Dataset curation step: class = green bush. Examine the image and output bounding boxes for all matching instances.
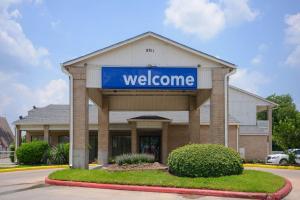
[9,144,15,163]
[48,143,69,164]
[287,151,296,164]
[168,144,243,177]
[115,153,155,166]
[16,141,50,165]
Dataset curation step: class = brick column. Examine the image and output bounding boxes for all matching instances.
[188,96,200,143]
[26,131,31,142]
[161,122,169,164]
[15,125,21,148]
[209,68,229,144]
[15,125,21,163]
[44,125,50,144]
[268,107,272,154]
[69,67,89,169]
[130,122,137,153]
[98,96,109,165]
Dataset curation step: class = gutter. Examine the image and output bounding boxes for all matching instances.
[224,68,236,147]
[61,64,73,168]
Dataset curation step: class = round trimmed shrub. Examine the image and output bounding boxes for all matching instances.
[16,141,50,165]
[168,144,243,177]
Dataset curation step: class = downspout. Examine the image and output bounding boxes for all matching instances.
[236,124,239,152]
[61,64,73,168]
[224,68,236,147]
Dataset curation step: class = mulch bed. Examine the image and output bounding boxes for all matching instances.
[103,162,168,171]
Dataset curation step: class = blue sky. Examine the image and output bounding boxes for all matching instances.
[0,0,300,125]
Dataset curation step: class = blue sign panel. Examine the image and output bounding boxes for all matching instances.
[101,66,197,90]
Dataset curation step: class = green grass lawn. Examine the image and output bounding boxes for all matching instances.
[49,169,285,193]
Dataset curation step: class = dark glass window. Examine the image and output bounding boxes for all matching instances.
[139,136,161,162]
[294,150,300,155]
[111,135,131,157]
[58,135,69,144]
[31,135,43,141]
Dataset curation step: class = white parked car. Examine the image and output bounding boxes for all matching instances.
[266,149,300,165]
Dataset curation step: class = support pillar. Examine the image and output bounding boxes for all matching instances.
[162,122,169,164]
[15,125,21,148]
[188,96,200,143]
[69,67,89,169]
[268,107,273,154]
[44,125,49,144]
[15,125,21,163]
[26,131,31,142]
[130,122,137,153]
[209,68,229,144]
[98,96,109,165]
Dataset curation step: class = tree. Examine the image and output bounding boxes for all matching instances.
[266,94,300,150]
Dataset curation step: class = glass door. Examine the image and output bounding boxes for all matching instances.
[139,135,161,162]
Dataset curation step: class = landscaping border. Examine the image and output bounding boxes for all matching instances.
[0,164,98,173]
[244,164,300,170]
[45,177,292,200]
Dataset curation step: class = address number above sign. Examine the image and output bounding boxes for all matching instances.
[101,66,197,90]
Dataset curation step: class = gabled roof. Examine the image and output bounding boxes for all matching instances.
[128,115,171,122]
[13,104,239,126]
[229,85,278,107]
[62,31,236,68]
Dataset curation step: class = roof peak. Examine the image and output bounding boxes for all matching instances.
[62,31,236,68]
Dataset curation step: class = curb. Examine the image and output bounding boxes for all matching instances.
[0,165,68,173]
[45,177,292,200]
[0,164,99,173]
[244,164,300,170]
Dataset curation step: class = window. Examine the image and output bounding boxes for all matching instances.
[58,135,69,144]
[111,135,131,157]
[294,150,300,155]
[31,135,43,141]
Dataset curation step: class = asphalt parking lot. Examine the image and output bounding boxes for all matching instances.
[0,167,298,200]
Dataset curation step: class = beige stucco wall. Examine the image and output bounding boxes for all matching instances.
[239,135,268,160]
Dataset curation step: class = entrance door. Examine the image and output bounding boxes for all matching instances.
[139,135,161,162]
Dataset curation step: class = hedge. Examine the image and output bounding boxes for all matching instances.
[168,144,243,177]
[115,153,155,165]
[16,141,50,165]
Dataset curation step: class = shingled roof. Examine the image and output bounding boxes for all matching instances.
[13,104,239,125]
[0,117,14,148]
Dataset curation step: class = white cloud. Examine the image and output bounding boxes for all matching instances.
[0,0,52,68]
[164,0,258,40]
[251,54,262,65]
[50,19,61,29]
[0,70,68,123]
[285,13,300,68]
[251,43,268,65]
[230,68,270,94]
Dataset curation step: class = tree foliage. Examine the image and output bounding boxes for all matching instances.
[267,94,300,150]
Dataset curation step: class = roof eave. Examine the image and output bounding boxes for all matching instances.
[229,85,278,108]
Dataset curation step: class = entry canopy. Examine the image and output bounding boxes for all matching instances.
[127,115,171,122]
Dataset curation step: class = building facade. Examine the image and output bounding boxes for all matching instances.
[0,117,14,151]
[14,32,276,169]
